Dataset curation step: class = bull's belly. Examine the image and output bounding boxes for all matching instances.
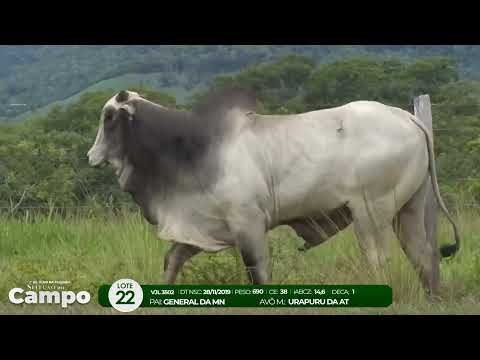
[157,214,235,252]
[274,181,349,223]
[154,197,238,253]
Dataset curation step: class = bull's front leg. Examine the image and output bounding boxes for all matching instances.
[235,220,271,284]
[163,243,202,284]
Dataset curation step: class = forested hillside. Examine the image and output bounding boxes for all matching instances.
[1,54,479,210]
[2,45,480,121]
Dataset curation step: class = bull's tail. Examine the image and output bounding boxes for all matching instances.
[409,115,460,258]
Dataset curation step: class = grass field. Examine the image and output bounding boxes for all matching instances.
[1,206,479,315]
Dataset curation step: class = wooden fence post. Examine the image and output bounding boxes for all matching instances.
[414,94,440,286]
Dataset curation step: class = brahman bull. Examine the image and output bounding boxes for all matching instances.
[87,88,460,297]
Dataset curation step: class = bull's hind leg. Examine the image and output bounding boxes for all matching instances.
[352,217,390,269]
[350,193,397,269]
[397,180,440,297]
[164,243,202,284]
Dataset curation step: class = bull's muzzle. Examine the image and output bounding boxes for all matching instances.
[87,147,107,168]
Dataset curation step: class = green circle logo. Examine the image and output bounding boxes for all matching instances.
[108,279,143,313]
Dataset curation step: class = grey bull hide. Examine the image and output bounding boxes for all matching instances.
[87,88,460,297]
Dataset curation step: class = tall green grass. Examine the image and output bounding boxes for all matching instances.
[0,206,479,315]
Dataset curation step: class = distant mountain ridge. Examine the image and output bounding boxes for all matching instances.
[1,45,480,121]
